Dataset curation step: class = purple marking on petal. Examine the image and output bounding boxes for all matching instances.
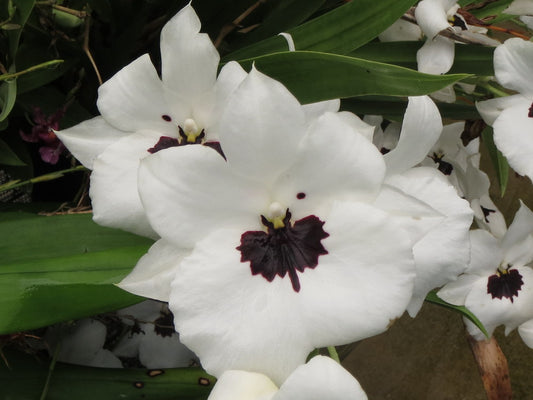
[487,268,524,303]
[203,141,226,160]
[296,192,306,200]
[162,115,172,122]
[237,209,329,292]
[430,153,453,176]
[147,136,180,154]
[528,103,533,118]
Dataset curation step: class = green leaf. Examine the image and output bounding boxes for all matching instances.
[0,349,215,400]
[0,65,17,122]
[223,0,417,61]
[341,96,481,121]
[350,41,495,76]
[481,125,509,196]
[425,290,490,339]
[6,0,36,61]
[239,51,470,103]
[231,0,326,48]
[0,137,25,166]
[0,212,152,334]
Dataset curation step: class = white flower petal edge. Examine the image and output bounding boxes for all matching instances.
[274,356,367,400]
[117,239,190,302]
[475,94,527,126]
[208,356,367,400]
[417,36,455,75]
[55,117,127,169]
[384,96,443,175]
[504,0,533,15]
[415,0,456,38]
[494,38,533,96]
[518,319,533,349]
[170,201,415,384]
[493,99,533,180]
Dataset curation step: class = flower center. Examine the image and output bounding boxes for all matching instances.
[487,265,524,303]
[147,117,225,158]
[430,152,453,176]
[236,204,329,292]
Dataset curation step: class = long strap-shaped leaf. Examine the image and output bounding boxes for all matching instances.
[1,349,214,400]
[239,51,470,104]
[0,212,150,334]
[223,0,418,61]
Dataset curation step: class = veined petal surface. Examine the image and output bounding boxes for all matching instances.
[494,38,533,96]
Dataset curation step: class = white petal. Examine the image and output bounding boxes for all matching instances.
[138,145,267,247]
[336,111,375,142]
[502,201,533,251]
[494,38,533,96]
[301,99,340,122]
[415,0,455,38]
[504,0,533,17]
[274,356,368,400]
[274,112,386,220]
[208,370,278,400]
[160,4,220,105]
[379,19,422,42]
[218,67,307,184]
[55,117,127,169]
[518,319,533,349]
[204,61,248,138]
[468,229,503,275]
[429,84,456,103]
[171,201,415,384]
[372,183,443,245]
[118,239,189,302]
[520,15,533,29]
[493,101,533,180]
[417,36,455,75]
[465,266,533,336]
[385,96,443,175]
[385,167,473,316]
[475,94,527,126]
[97,54,175,133]
[438,274,482,305]
[90,131,161,238]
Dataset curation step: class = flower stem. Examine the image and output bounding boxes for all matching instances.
[0,165,87,194]
[40,343,60,400]
[327,346,340,363]
[467,334,512,400]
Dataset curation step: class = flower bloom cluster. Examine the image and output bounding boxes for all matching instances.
[55,4,481,397]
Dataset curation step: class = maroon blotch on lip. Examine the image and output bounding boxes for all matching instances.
[487,268,524,303]
[237,209,329,292]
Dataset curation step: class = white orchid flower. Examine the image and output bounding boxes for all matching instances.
[55,4,247,238]
[368,98,473,317]
[128,68,433,384]
[503,0,533,16]
[207,356,367,400]
[439,202,533,343]
[477,38,533,181]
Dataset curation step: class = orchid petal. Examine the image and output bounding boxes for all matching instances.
[415,0,456,38]
[207,370,278,400]
[385,167,472,316]
[90,131,161,239]
[171,201,415,384]
[465,266,533,336]
[467,229,502,275]
[55,117,127,169]
[437,274,482,305]
[97,54,176,133]
[117,239,189,302]
[160,4,220,105]
[274,356,368,400]
[379,19,422,42]
[417,36,455,75]
[518,319,533,349]
[502,201,533,251]
[494,38,533,96]
[504,0,533,17]
[385,96,443,175]
[301,99,340,122]
[493,101,533,180]
[218,67,306,184]
[138,145,267,247]
[274,112,386,220]
[475,94,527,126]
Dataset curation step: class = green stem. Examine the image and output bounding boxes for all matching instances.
[477,82,510,98]
[0,165,87,193]
[327,346,340,363]
[0,60,64,82]
[40,343,60,400]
